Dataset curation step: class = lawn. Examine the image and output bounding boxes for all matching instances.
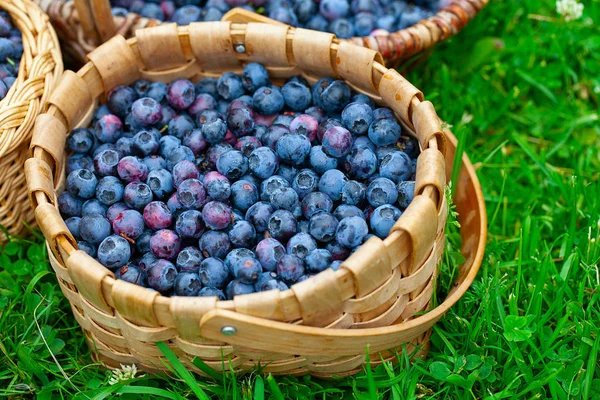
[1,0,599,398]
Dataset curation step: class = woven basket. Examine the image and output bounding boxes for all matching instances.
[33,0,487,66]
[0,0,62,240]
[25,22,484,377]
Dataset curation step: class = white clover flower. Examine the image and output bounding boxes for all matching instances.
[556,0,584,21]
[108,364,144,385]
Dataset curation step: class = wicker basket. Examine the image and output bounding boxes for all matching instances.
[34,0,487,66]
[0,0,62,240]
[25,22,484,377]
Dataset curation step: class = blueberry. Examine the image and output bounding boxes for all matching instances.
[67,169,97,199]
[146,81,168,102]
[107,202,128,222]
[216,150,248,180]
[277,254,304,283]
[305,106,327,124]
[286,232,317,260]
[333,204,365,220]
[352,136,376,152]
[397,180,415,210]
[199,287,226,299]
[202,171,231,202]
[66,154,93,175]
[306,249,333,273]
[150,229,181,259]
[66,216,81,238]
[167,78,195,110]
[217,72,244,101]
[309,145,338,174]
[268,6,298,25]
[246,202,275,232]
[132,79,151,97]
[335,216,368,248]
[146,169,174,199]
[117,156,149,183]
[367,177,398,207]
[136,229,153,254]
[322,126,353,158]
[354,11,376,36]
[248,146,279,179]
[350,93,375,108]
[133,130,159,156]
[345,146,378,179]
[175,210,205,239]
[98,235,131,269]
[131,97,162,126]
[122,182,151,211]
[202,118,228,144]
[281,81,312,111]
[78,241,96,257]
[231,180,259,212]
[115,137,133,156]
[168,115,195,140]
[67,128,95,153]
[228,220,257,248]
[255,238,285,272]
[267,209,297,242]
[329,18,355,39]
[189,93,217,116]
[172,160,200,188]
[306,14,329,31]
[254,271,280,292]
[270,186,299,212]
[196,77,219,97]
[199,257,229,288]
[301,192,333,219]
[94,114,123,143]
[96,176,124,206]
[112,209,144,239]
[320,0,349,20]
[94,149,120,176]
[251,86,283,116]
[380,151,412,183]
[232,257,262,284]
[176,246,203,273]
[260,124,288,149]
[272,114,295,128]
[206,143,233,168]
[306,211,338,243]
[199,230,231,259]
[318,169,348,202]
[331,260,343,270]
[341,180,367,206]
[227,108,254,137]
[225,279,255,299]
[342,102,374,135]
[319,80,351,112]
[202,201,232,230]
[327,240,351,260]
[107,85,137,117]
[147,259,177,293]
[370,204,402,238]
[289,169,317,200]
[159,135,181,158]
[235,136,263,157]
[276,133,311,165]
[317,118,342,142]
[368,118,401,146]
[175,178,206,209]
[242,63,270,92]
[224,248,255,274]
[172,272,202,296]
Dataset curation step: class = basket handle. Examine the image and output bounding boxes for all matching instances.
[197,131,487,357]
[74,0,116,44]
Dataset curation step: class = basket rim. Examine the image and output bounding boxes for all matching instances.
[27,22,455,342]
[0,0,63,156]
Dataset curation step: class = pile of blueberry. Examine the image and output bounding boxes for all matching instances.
[0,11,22,101]
[60,62,418,299]
[110,0,442,39]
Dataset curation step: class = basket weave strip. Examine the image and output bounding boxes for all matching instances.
[0,0,62,239]
[26,22,485,376]
[34,0,487,65]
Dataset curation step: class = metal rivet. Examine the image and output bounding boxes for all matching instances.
[221,326,237,336]
[235,44,246,53]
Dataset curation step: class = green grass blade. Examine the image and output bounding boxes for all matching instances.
[156,342,210,400]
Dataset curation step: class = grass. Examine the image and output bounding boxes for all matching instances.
[1,0,600,398]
